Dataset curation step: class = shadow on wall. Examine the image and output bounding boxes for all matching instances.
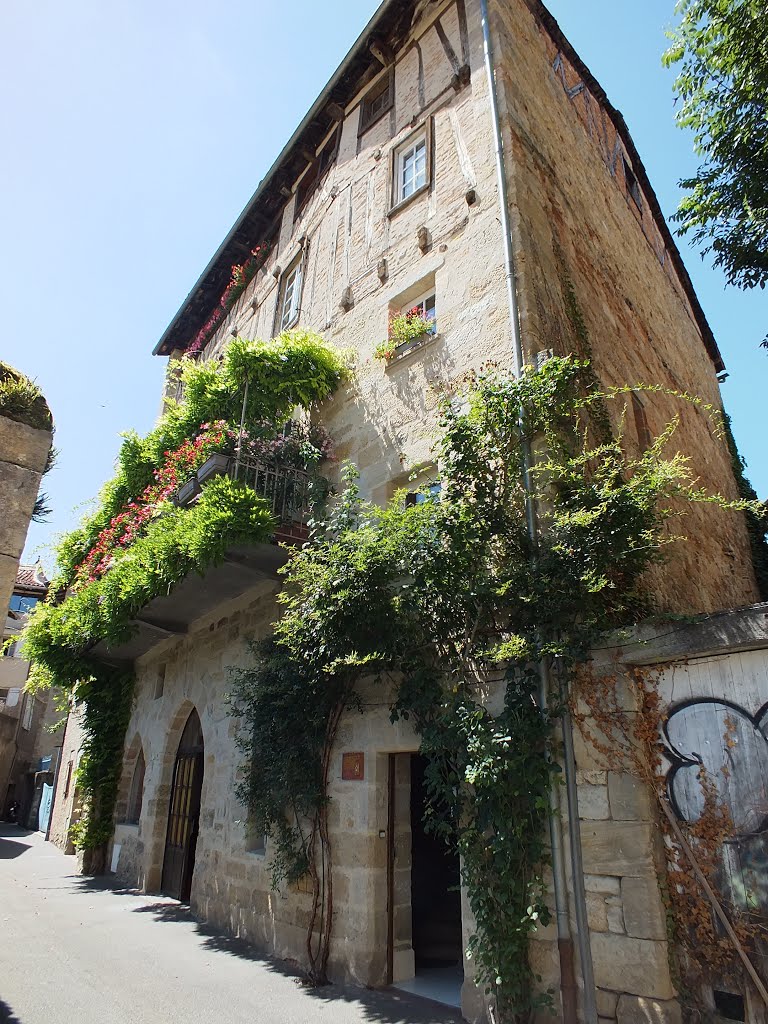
[68,876,463,1024]
[0,998,23,1023]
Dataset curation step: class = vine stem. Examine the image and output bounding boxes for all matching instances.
[658,797,768,1008]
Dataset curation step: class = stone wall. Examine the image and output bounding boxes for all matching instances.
[48,705,86,854]
[108,0,762,1018]
[577,608,768,1024]
[0,414,52,618]
[491,0,757,613]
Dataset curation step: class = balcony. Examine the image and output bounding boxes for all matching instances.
[90,457,313,666]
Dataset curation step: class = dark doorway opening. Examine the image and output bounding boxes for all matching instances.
[161,709,204,902]
[410,753,463,970]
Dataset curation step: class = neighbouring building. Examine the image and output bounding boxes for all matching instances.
[49,1,765,1022]
[0,362,53,618]
[1,564,63,830]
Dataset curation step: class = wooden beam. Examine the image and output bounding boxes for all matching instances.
[326,101,345,122]
[369,38,394,66]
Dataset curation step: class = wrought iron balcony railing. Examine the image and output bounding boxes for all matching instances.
[230,457,311,525]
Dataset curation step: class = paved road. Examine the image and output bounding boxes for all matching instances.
[0,827,462,1024]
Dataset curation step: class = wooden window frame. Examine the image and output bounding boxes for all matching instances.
[622,156,643,212]
[388,119,432,216]
[275,253,304,334]
[359,69,394,135]
[294,126,340,223]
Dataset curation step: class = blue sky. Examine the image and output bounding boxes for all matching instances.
[2,0,765,569]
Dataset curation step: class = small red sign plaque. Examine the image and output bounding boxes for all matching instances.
[342,752,364,781]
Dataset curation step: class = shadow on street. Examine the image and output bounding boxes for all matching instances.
[69,878,463,1024]
[0,827,37,860]
[0,997,23,1022]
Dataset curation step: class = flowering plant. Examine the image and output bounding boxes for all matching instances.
[374,307,435,361]
[187,244,270,357]
[235,421,335,468]
[75,421,234,584]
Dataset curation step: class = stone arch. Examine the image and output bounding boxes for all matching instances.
[114,731,145,824]
[144,699,206,892]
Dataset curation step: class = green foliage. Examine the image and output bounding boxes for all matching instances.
[24,330,346,859]
[25,476,274,690]
[664,0,768,308]
[230,357,750,1015]
[0,362,52,431]
[68,668,135,851]
[51,331,348,590]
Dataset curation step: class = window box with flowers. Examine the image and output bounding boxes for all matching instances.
[374,294,437,366]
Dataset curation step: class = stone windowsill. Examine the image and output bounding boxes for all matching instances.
[384,332,438,369]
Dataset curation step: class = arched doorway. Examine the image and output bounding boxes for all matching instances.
[161,709,204,901]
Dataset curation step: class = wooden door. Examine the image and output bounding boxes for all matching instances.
[161,710,204,901]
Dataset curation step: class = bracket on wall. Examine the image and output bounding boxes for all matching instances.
[326,101,346,122]
[416,226,430,253]
[451,64,471,91]
[340,286,354,312]
[377,258,389,284]
[369,38,394,67]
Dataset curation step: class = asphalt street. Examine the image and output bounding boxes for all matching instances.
[0,826,462,1024]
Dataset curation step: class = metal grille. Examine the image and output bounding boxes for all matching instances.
[231,458,311,525]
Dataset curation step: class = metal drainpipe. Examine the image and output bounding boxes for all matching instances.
[478,1,597,1021]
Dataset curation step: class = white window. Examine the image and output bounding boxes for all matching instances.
[278,257,303,332]
[397,134,427,203]
[406,290,437,334]
[390,123,432,212]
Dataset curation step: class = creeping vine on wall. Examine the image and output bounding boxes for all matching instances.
[23,331,347,854]
[572,666,767,1011]
[230,355,753,1019]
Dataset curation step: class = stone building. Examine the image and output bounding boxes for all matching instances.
[1,564,63,829]
[0,363,53,618]
[49,1,764,1021]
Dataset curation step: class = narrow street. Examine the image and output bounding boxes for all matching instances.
[0,828,461,1024]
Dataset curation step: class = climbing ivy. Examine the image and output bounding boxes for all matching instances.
[230,356,754,1018]
[24,331,347,854]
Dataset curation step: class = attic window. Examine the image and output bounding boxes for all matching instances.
[622,157,643,212]
[295,127,340,220]
[359,71,393,134]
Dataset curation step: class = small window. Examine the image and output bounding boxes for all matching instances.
[406,291,436,334]
[398,136,427,201]
[244,816,266,855]
[277,256,303,332]
[631,392,652,450]
[390,123,432,212]
[405,482,442,507]
[712,991,745,1022]
[9,595,37,614]
[295,128,340,220]
[359,72,393,134]
[126,749,145,824]
[622,157,643,211]
[154,665,165,700]
[21,693,34,731]
[2,640,18,658]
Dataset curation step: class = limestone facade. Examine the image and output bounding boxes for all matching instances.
[0,411,52,620]
[0,565,62,826]
[50,1,763,1021]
